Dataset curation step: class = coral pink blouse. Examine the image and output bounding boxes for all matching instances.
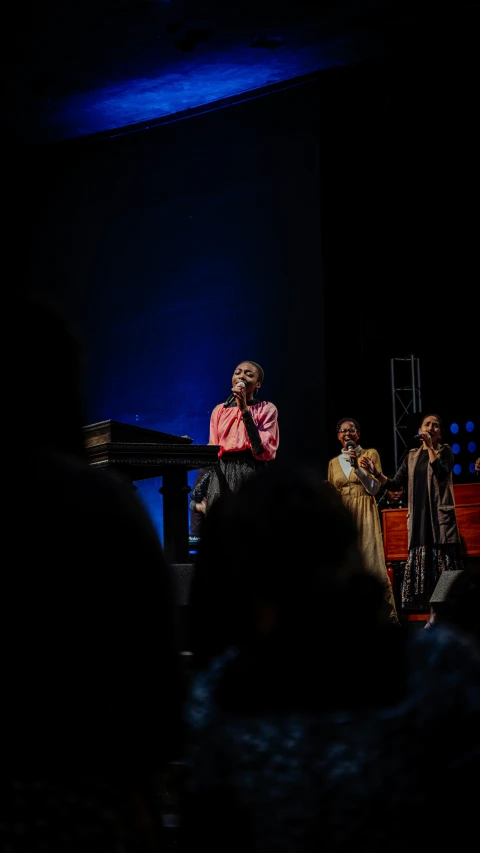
[209,401,279,462]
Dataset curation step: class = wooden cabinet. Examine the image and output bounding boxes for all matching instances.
[381,482,480,565]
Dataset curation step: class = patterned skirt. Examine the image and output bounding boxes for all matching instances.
[205,451,266,512]
[401,544,465,611]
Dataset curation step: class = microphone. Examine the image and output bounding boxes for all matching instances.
[413,433,423,440]
[345,439,356,467]
[224,380,245,407]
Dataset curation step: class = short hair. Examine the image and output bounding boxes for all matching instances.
[241,361,264,385]
[336,417,361,433]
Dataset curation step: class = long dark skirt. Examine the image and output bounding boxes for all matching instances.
[402,544,465,611]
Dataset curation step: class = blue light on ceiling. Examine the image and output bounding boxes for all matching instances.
[450,422,459,435]
[43,66,311,141]
[27,32,387,143]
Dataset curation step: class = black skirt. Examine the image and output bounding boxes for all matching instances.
[206,451,266,511]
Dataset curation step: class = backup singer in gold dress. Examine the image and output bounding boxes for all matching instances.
[327,417,398,624]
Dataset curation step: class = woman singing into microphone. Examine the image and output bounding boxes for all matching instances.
[198,361,279,516]
[360,412,464,612]
[327,417,398,624]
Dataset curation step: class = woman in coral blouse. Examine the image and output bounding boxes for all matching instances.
[201,360,279,514]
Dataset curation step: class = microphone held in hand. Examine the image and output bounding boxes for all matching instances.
[345,439,356,467]
[224,380,245,407]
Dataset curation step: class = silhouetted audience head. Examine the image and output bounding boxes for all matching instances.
[181,464,480,853]
[188,461,401,704]
[10,288,88,459]
[3,288,183,850]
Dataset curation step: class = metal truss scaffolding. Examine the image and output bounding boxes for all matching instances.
[391,355,422,471]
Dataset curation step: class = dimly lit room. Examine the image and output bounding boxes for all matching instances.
[2,1,479,848]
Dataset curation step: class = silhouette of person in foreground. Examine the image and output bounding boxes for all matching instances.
[179,461,480,853]
[2,289,184,851]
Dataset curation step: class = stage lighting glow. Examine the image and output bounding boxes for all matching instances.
[28,44,376,144]
[445,415,477,480]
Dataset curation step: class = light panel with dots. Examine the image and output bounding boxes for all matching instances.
[449,417,478,480]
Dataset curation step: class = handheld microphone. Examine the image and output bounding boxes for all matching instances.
[224,380,245,407]
[413,434,423,440]
[345,439,356,467]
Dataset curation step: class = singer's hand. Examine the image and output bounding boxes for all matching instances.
[347,450,358,468]
[344,439,358,468]
[195,497,207,515]
[233,381,247,411]
[360,455,375,474]
[418,431,433,449]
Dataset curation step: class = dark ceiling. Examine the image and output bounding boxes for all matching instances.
[4,1,478,145]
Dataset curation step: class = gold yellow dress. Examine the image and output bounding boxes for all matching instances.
[328,448,398,623]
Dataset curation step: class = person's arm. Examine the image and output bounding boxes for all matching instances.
[242,402,279,461]
[208,405,222,446]
[417,429,449,471]
[190,496,207,514]
[360,450,408,490]
[241,409,264,455]
[430,444,454,481]
[356,449,382,495]
[327,458,335,486]
[373,468,387,486]
[231,381,279,461]
[355,465,381,495]
[189,468,213,514]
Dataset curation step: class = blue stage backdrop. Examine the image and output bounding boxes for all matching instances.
[25,81,325,545]
[13,59,477,547]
